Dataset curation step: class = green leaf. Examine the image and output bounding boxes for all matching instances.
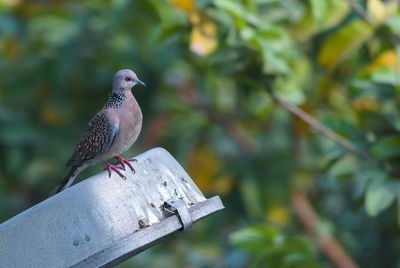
[294,0,349,41]
[240,179,264,218]
[29,15,78,45]
[370,66,399,86]
[274,77,305,105]
[257,25,291,52]
[365,177,397,216]
[156,25,186,42]
[329,155,357,178]
[283,255,324,268]
[371,135,400,160]
[261,50,290,74]
[214,0,246,27]
[211,78,237,112]
[239,26,256,41]
[385,15,400,35]
[281,236,314,255]
[309,0,327,25]
[246,89,273,118]
[318,19,374,70]
[230,225,281,253]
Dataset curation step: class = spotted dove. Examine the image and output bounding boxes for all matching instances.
[49,69,145,196]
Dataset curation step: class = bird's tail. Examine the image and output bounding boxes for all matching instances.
[48,166,82,197]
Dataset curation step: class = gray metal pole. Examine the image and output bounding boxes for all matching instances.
[0,147,224,268]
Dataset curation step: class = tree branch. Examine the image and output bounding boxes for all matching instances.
[347,0,400,46]
[291,187,360,268]
[175,82,363,267]
[269,90,381,166]
[347,0,377,26]
[266,88,400,177]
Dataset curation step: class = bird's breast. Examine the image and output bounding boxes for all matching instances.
[107,95,142,156]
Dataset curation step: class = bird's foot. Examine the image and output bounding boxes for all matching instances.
[103,161,126,179]
[114,156,137,173]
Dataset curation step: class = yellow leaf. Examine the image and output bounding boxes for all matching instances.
[318,19,374,70]
[189,11,218,56]
[266,205,290,226]
[169,0,217,56]
[367,0,398,24]
[352,96,380,111]
[365,49,398,73]
[0,0,20,7]
[353,96,380,111]
[169,0,195,14]
[384,0,398,18]
[368,0,387,24]
[212,175,234,195]
[188,144,230,193]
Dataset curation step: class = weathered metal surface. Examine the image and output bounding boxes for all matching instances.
[75,196,223,268]
[0,147,224,268]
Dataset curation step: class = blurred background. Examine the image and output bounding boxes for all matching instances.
[1,0,400,267]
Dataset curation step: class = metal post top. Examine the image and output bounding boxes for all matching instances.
[0,147,224,268]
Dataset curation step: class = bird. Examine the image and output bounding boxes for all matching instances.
[49,69,146,197]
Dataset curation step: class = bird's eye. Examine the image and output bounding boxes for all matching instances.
[125,76,133,81]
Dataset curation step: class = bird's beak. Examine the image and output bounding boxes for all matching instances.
[136,79,146,87]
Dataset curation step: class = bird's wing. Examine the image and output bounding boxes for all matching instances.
[67,109,119,167]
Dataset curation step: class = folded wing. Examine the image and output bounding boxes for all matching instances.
[67,109,119,167]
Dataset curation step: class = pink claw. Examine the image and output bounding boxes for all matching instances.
[114,156,138,173]
[103,161,126,179]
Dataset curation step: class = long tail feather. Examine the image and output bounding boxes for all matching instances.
[48,166,81,197]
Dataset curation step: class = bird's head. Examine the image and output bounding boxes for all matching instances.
[112,69,146,91]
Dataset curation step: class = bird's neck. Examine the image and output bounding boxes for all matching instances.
[105,91,127,108]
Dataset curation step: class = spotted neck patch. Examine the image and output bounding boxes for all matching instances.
[105,92,126,108]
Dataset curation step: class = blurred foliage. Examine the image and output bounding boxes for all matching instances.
[1,0,400,267]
